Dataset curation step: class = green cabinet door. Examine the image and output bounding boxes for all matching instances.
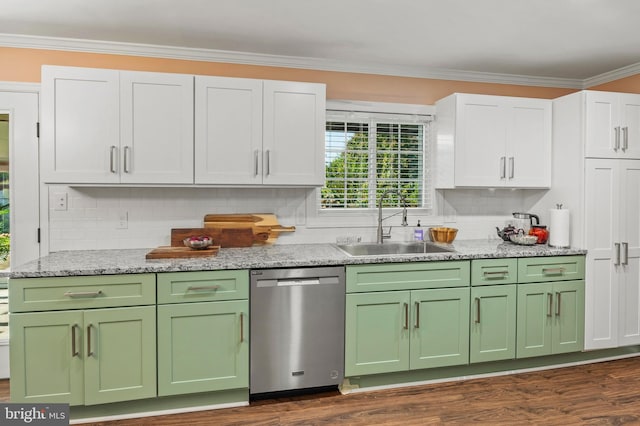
[517,281,585,359]
[157,300,249,396]
[10,311,84,405]
[84,306,157,405]
[553,280,585,354]
[517,283,553,358]
[410,288,470,369]
[470,285,517,363]
[345,291,411,376]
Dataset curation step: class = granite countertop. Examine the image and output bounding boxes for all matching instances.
[8,240,587,279]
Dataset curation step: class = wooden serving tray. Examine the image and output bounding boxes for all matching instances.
[145,245,220,259]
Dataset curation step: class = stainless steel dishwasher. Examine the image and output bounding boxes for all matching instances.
[250,266,345,395]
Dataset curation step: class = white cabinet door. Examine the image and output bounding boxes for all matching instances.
[586,91,640,159]
[453,95,505,187]
[584,159,640,349]
[41,66,120,183]
[120,72,194,184]
[263,80,326,186]
[194,76,263,185]
[506,99,551,187]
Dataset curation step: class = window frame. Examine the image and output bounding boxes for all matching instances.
[305,100,435,229]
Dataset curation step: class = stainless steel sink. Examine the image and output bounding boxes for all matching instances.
[336,242,455,257]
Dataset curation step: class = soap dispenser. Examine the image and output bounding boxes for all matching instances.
[413,220,424,241]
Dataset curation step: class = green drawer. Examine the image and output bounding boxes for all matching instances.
[517,256,585,283]
[9,274,156,313]
[157,270,249,304]
[346,261,470,293]
[471,258,518,286]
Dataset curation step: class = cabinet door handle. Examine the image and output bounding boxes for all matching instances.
[547,293,553,317]
[556,292,562,317]
[109,146,118,173]
[123,146,131,173]
[265,150,271,176]
[254,150,260,177]
[615,242,621,266]
[186,285,220,292]
[240,313,244,343]
[622,242,629,266]
[500,157,506,179]
[403,303,409,330]
[64,290,103,298]
[542,267,565,276]
[71,324,79,357]
[615,126,621,151]
[87,324,94,357]
[484,270,509,277]
[475,297,481,323]
[414,301,420,328]
[509,157,514,179]
[623,126,629,151]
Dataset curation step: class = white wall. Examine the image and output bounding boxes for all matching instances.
[45,185,547,251]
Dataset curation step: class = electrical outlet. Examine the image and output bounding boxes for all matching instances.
[53,192,67,211]
[117,211,128,229]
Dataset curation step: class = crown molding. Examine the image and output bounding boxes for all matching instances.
[0,82,40,93]
[0,33,603,89]
[582,61,640,88]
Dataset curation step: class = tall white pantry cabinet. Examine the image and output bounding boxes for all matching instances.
[549,90,640,350]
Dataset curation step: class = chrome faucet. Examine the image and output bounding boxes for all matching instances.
[377,190,409,243]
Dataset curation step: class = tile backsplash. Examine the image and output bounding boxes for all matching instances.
[46,185,542,252]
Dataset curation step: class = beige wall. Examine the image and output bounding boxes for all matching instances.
[1,46,580,104]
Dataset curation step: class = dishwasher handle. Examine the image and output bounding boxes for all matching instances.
[276,278,321,287]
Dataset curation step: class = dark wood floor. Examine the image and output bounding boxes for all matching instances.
[3,357,640,425]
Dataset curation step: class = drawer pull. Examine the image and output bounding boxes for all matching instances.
[71,324,79,357]
[186,285,220,292]
[64,290,103,298]
[483,270,509,277]
[542,267,565,275]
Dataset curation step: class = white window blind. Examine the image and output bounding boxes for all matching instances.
[322,111,432,209]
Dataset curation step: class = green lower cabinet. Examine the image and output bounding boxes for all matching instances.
[410,288,470,369]
[10,306,157,406]
[345,291,411,376]
[517,281,585,358]
[470,285,517,363]
[345,288,470,376]
[157,300,249,396]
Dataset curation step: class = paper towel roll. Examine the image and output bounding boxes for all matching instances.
[549,208,570,248]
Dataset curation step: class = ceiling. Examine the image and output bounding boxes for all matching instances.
[2,0,640,87]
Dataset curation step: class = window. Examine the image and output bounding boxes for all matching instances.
[322,110,432,210]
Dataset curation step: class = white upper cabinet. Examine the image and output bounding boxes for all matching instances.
[435,93,551,189]
[585,91,640,159]
[42,66,120,184]
[120,71,194,184]
[42,66,194,184]
[195,76,326,186]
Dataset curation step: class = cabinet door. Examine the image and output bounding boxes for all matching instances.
[10,311,84,405]
[345,291,410,376]
[83,306,156,405]
[584,159,619,349]
[41,66,120,183]
[553,281,585,354]
[585,91,619,158]
[120,71,194,184]
[263,80,326,186]
[619,94,640,159]
[618,160,640,345]
[470,285,516,363]
[506,99,551,187]
[157,300,248,396]
[194,76,263,184]
[453,95,506,187]
[410,288,469,369]
[517,283,553,358]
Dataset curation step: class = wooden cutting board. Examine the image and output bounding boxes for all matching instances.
[170,228,269,248]
[146,245,220,259]
[203,213,295,244]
